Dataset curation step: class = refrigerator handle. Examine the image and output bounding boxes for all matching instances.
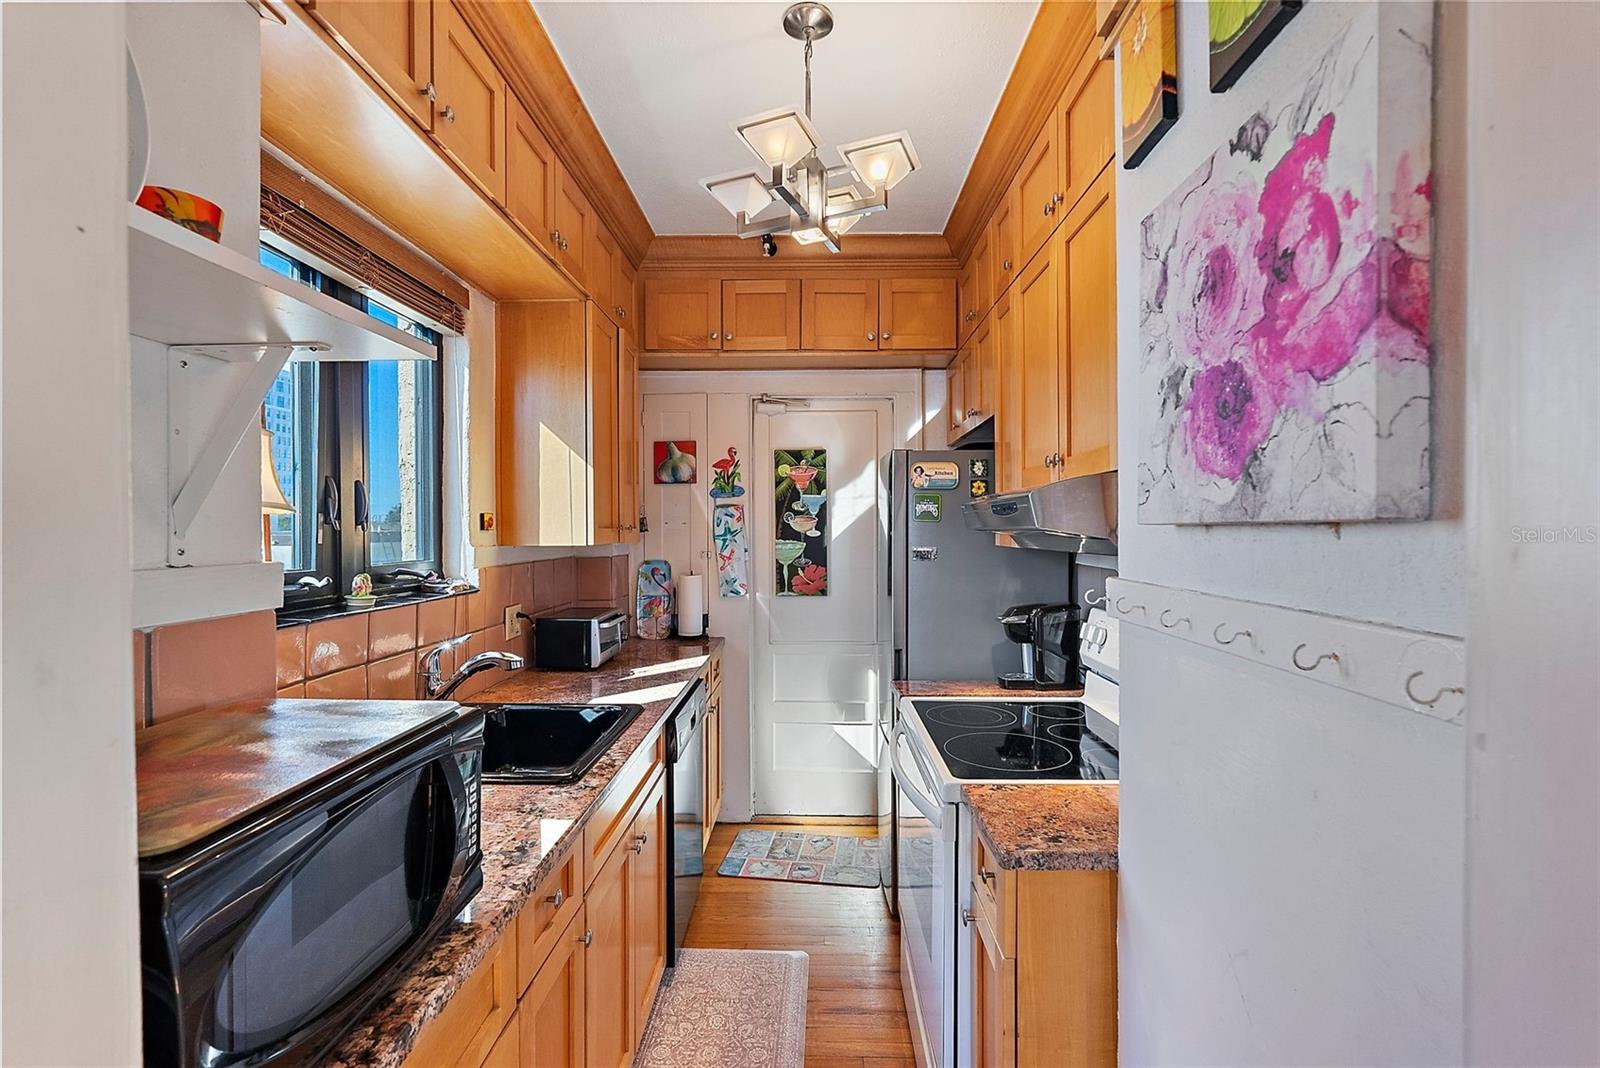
[885,457,894,600]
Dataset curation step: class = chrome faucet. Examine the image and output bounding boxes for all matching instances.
[421,635,525,700]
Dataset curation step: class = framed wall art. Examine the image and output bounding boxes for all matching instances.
[774,449,827,596]
[1120,0,1179,168]
[1209,0,1303,93]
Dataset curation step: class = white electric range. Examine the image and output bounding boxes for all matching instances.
[890,608,1120,1068]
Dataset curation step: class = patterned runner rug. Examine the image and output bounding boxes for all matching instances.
[636,949,808,1068]
[715,828,881,887]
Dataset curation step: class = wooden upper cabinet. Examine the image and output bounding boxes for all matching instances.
[643,277,721,350]
[801,278,879,350]
[1014,120,1062,268]
[307,0,433,130]
[506,93,557,255]
[431,0,506,203]
[990,195,1019,301]
[975,232,995,321]
[589,310,621,544]
[993,292,1023,494]
[946,353,967,440]
[1062,56,1116,211]
[1014,241,1061,489]
[613,257,638,329]
[497,302,589,546]
[957,258,979,346]
[589,220,619,321]
[880,277,957,350]
[973,313,997,426]
[1057,172,1116,480]
[618,339,640,539]
[721,279,801,351]
[553,163,591,284]
[520,910,586,1068]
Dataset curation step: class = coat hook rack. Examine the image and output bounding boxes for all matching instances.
[1292,643,1341,673]
[1159,609,1190,630]
[1404,670,1464,708]
[1115,596,1147,617]
[1213,624,1253,648]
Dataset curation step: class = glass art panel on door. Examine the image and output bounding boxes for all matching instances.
[1136,3,1433,524]
[774,449,827,596]
[635,559,675,639]
[713,503,750,598]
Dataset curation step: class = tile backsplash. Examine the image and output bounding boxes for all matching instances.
[133,554,636,727]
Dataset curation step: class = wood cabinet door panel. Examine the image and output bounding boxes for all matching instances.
[589,310,620,544]
[643,277,721,350]
[1015,246,1061,488]
[402,939,515,1068]
[522,909,586,1068]
[1063,57,1115,210]
[990,196,1019,300]
[310,0,432,129]
[627,773,668,1044]
[1015,123,1061,266]
[589,221,618,320]
[584,841,632,1068]
[722,279,800,351]
[431,0,505,203]
[993,293,1023,494]
[880,277,957,350]
[1058,174,1116,479]
[972,905,1017,1068]
[613,258,638,329]
[974,315,997,425]
[553,163,591,283]
[618,339,639,540]
[505,94,556,255]
[800,278,879,350]
[958,258,979,346]
[497,303,588,546]
[947,354,967,439]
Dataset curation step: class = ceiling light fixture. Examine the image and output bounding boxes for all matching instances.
[697,2,921,252]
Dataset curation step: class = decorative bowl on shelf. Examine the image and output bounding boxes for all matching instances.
[343,595,377,610]
[136,185,224,243]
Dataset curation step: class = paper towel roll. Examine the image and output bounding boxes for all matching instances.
[677,572,706,637]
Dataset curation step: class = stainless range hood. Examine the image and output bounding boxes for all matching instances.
[961,472,1118,554]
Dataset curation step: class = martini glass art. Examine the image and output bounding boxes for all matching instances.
[776,539,805,594]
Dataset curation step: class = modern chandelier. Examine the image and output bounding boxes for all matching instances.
[698,2,921,252]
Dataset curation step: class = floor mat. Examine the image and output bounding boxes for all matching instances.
[716,828,881,887]
[637,949,808,1068]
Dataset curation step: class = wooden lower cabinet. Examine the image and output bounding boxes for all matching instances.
[521,909,587,1068]
[403,938,518,1068]
[627,773,668,1045]
[584,822,635,1068]
[967,829,1117,1068]
[483,1008,521,1068]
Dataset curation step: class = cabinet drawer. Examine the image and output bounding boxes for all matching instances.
[402,937,516,1068]
[972,830,1016,956]
[583,733,663,884]
[516,847,584,994]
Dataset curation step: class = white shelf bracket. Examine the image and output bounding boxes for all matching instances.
[167,341,329,566]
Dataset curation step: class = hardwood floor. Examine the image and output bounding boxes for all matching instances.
[685,823,917,1068]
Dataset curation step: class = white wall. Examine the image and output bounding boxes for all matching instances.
[1463,3,1600,1063]
[640,369,926,821]
[1115,0,1466,637]
[1,4,143,1061]
[1114,3,1470,1062]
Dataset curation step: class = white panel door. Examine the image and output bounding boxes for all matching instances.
[752,399,892,815]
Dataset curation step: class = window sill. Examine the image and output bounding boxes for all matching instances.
[276,586,477,630]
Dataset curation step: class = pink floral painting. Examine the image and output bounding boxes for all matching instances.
[1137,5,1433,523]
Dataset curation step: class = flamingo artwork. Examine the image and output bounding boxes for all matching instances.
[709,446,744,499]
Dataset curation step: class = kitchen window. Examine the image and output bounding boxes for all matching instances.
[261,242,444,610]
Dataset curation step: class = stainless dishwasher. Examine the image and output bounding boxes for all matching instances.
[665,679,706,968]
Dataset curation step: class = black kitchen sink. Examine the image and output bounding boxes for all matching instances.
[479,703,644,784]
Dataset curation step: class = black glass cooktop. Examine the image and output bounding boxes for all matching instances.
[913,701,1118,782]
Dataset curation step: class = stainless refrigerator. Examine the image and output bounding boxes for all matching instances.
[886,449,1072,682]
[876,449,1071,917]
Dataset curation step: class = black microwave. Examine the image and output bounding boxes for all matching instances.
[137,702,485,1067]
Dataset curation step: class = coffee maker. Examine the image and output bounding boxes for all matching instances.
[997,602,1084,689]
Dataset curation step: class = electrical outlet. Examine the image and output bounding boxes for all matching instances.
[504,605,523,641]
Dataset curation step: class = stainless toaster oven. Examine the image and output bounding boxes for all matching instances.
[534,608,628,669]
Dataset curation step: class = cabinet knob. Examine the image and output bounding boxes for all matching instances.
[441,104,456,124]
[1053,191,1065,205]
[867,331,876,341]
[631,831,648,854]
[547,886,565,907]
[1043,202,1055,217]
[579,929,593,946]
[967,407,979,419]
[1002,258,1013,271]
[980,867,996,885]
[616,306,626,318]
[961,908,975,927]
[882,332,891,340]
[725,334,733,340]
[421,82,437,103]
[710,332,720,340]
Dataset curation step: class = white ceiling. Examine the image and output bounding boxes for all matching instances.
[534,1,1040,235]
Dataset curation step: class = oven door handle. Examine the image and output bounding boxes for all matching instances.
[891,721,946,829]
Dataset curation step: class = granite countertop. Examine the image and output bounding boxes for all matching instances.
[894,679,1086,699]
[962,783,1118,872]
[325,636,723,1068]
